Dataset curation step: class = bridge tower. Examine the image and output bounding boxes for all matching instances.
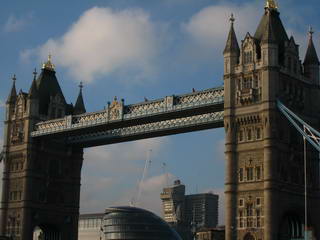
[224,2,320,240]
[0,57,85,240]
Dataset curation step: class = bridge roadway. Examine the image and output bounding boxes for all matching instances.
[31,86,224,147]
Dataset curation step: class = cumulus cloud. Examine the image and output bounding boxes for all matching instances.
[21,7,162,84]
[3,13,33,32]
[80,137,170,214]
[183,2,261,51]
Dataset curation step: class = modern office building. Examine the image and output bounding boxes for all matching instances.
[160,180,185,223]
[78,213,104,240]
[160,180,219,239]
[185,193,219,228]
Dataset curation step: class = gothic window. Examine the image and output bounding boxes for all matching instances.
[239,198,244,207]
[244,51,253,64]
[246,203,254,227]
[256,197,261,206]
[256,209,261,227]
[256,166,261,180]
[239,210,244,228]
[239,168,244,182]
[293,61,297,74]
[256,128,261,139]
[247,128,252,141]
[242,77,253,89]
[239,130,244,142]
[246,167,254,181]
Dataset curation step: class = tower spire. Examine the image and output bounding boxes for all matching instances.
[7,74,17,103]
[74,81,86,115]
[223,13,240,55]
[29,68,39,98]
[303,26,319,65]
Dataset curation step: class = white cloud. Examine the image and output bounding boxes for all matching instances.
[80,137,170,214]
[183,3,261,51]
[4,13,33,32]
[21,7,162,84]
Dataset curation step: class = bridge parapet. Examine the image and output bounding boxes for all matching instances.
[31,86,224,137]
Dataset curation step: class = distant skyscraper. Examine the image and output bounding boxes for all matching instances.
[160,180,185,223]
[185,193,219,228]
[160,180,219,239]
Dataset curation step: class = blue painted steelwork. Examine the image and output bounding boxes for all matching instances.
[277,100,320,152]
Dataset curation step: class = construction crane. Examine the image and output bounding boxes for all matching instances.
[130,149,152,207]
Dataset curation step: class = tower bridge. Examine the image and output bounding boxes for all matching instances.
[1,1,320,240]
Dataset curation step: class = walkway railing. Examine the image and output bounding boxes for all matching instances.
[31,87,224,137]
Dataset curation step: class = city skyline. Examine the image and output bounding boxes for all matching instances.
[0,0,319,226]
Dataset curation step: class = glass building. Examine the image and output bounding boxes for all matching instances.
[103,206,182,240]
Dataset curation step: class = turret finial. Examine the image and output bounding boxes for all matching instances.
[42,54,55,71]
[12,74,17,83]
[229,13,235,25]
[308,26,314,38]
[265,0,278,10]
[79,81,84,91]
[33,68,37,80]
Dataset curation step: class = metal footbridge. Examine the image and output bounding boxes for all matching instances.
[31,86,224,147]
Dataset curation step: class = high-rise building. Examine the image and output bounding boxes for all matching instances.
[160,180,185,223]
[185,193,219,229]
[160,180,219,239]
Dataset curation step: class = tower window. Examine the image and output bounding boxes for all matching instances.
[256,209,261,227]
[239,168,244,182]
[256,197,261,206]
[239,130,244,142]
[247,128,252,141]
[256,166,261,180]
[246,167,254,181]
[256,128,261,139]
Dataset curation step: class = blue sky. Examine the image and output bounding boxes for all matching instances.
[0,0,319,224]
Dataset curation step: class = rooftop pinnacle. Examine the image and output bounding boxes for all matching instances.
[265,0,278,10]
[42,54,55,71]
[223,13,240,55]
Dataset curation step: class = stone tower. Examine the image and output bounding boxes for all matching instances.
[0,57,85,240]
[224,2,320,240]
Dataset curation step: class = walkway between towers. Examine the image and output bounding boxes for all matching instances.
[31,86,224,147]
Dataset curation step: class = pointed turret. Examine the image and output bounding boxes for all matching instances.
[6,74,17,103]
[261,16,276,44]
[303,27,319,66]
[29,68,39,99]
[303,27,320,85]
[255,0,288,63]
[223,14,240,56]
[73,82,86,115]
[36,55,67,115]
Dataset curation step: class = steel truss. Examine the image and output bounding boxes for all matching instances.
[277,100,320,152]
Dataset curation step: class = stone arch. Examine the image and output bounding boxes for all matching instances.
[278,212,304,240]
[243,233,255,240]
[33,225,61,240]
